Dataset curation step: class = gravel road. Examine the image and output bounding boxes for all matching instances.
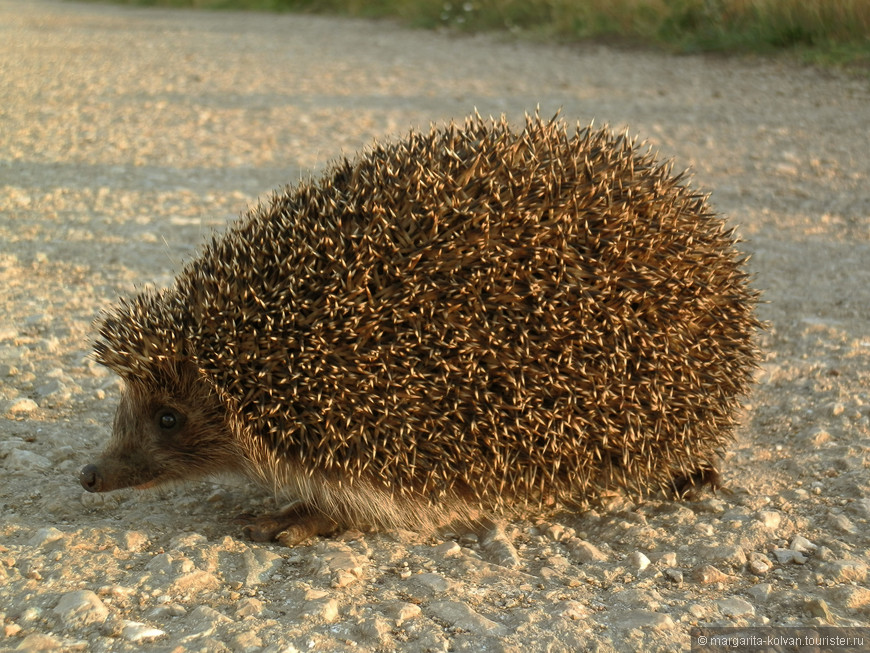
[2,1,869,651]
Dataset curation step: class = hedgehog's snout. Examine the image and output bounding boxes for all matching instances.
[79,464,103,493]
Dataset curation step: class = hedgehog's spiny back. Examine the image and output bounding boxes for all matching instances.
[152,114,760,509]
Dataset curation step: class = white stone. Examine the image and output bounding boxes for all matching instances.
[790,535,817,554]
[28,527,65,548]
[773,549,807,565]
[5,449,51,471]
[53,590,109,628]
[756,510,782,530]
[121,620,166,643]
[433,541,461,558]
[567,538,607,563]
[628,551,651,572]
[717,597,755,618]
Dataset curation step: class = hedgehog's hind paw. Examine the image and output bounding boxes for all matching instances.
[274,516,340,547]
[237,504,339,546]
[671,466,724,499]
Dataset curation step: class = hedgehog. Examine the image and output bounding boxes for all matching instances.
[80,114,760,546]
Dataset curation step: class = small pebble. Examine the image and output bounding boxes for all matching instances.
[28,527,65,548]
[331,570,358,588]
[13,634,64,650]
[773,549,807,565]
[433,541,461,558]
[804,427,831,447]
[427,600,508,636]
[749,558,771,575]
[693,565,729,584]
[544,524,566,541]
[235,597,264,619]
[121,620,167,643]
[700,545,746,568]
[406,572,450,597]
[382,601,422,625]
[824,560,868,583]
[804,598,834,623]
[664,569,683,584]
[627,551,651,572]
[612,609,675,631]
[5,398,39,414]
[243,548,283,587]
[789,535,817,554]
[557,600,587,620]
[756,510,782,530]
[300,597,339,623]
[717,597,755,618]
[5,449,51,471]
[53,590,109,628]
[747,583,773,602]
[828,512,856,535]
[566,538,607,563]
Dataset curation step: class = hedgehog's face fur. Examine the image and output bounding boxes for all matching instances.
[80,362,241,493]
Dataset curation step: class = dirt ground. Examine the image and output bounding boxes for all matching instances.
[1,1,869,651]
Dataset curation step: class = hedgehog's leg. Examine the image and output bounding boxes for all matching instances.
[240,504,339,546]
[671,466,722,499]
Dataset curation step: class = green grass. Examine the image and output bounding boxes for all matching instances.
[86,0,870,67]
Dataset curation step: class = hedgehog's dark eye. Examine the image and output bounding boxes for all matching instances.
[155,408,184,433]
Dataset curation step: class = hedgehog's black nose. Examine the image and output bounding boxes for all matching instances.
[79,464,102,492]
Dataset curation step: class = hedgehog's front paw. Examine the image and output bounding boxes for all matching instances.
[238,514,290,542]
[274,521,333,547]
[236,505,339,546]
